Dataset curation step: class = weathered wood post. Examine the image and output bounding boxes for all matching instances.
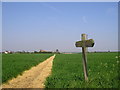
[75,34,95,81]
[81,34,88,81]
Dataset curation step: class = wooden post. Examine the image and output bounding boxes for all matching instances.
[81,34,88,81]
[75,34,94,81]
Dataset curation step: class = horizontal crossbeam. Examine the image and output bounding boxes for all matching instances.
[75,39,94,47]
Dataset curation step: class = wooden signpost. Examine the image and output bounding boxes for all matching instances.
[75,34,95,81]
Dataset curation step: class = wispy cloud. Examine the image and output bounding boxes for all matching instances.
[82,16,87,23]
[42,3,62,14]
[106,8,114,14]
[106,7,117,15]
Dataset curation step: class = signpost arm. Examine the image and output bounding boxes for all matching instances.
[81,34,88,81]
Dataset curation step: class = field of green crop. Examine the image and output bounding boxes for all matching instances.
[45,52,119,88]
[2,54,53,83]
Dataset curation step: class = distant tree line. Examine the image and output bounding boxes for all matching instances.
[2,49,61,54]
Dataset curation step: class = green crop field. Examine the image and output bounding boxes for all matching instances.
[45,52,119,88]
[2,54,53,83]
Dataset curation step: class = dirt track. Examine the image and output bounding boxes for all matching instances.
[2,54,56,88]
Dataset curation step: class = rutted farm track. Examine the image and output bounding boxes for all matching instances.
[2,54,56,88]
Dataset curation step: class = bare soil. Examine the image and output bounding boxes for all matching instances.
[2,54,56,88]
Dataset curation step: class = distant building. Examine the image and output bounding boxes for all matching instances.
[39,49,53,53]
[39,50,47,53]
[4,51,13,54]
[4,51,8,54]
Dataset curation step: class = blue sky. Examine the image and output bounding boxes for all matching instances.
[0,0,1,81]
[2,2,118,52]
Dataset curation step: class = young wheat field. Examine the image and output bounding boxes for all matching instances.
[45,52,119,88]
